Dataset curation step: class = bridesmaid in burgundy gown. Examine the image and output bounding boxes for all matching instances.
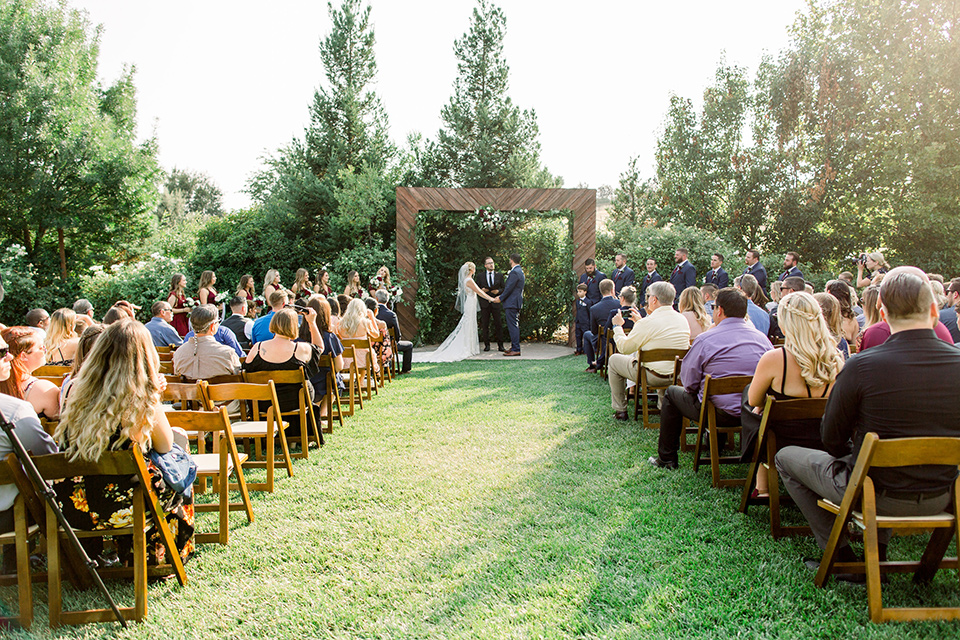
[167,273,190,337]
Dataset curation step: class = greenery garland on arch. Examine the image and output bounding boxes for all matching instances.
[415,206,576,345]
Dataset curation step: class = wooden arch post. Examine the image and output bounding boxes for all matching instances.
[395,187,597,343]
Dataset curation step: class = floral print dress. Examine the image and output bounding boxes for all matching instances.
[53,431,195,565]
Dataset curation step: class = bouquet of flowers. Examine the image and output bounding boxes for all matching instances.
[214,292,230,304]
[369,274,386,290]
[387,285,403,306]
[253,295,266,308]
[184,297,200,310]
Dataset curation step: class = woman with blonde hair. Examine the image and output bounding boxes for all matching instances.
[368,266,391,296]
[678,287,710,339]
[742,292,844,496]
[855,285,881,352]
[813,292,848,358]
[343,270,364,299]
[0,327,61,419]
[337,298,378,372]
[45,308,79,365]
[263,269,281,299]
[53,319,194,563]
[767,281,782,312]
[855,251,890,288]
[291,268,312,300]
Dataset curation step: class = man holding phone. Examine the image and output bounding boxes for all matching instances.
[606,282,691,421]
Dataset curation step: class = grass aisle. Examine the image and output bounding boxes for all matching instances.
[7,356,960,638]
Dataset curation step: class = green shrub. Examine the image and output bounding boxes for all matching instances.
[0,245,77,325]
[78,253,186,323]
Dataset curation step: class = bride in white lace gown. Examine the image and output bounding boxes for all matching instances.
[419,262,497,363]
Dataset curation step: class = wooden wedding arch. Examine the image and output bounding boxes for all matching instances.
[395,187,597,343]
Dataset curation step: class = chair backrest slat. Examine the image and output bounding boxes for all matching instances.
[867,435,960,468]
[765,396,829,421]
[31,450,139,480]
[205,381,276,403]
[703,374,753,397]
[639,348,689,363]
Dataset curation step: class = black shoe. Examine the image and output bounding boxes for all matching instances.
[803,556,866,584]
[647,456,678,470]
[498,345,505,352]
[484,345,491,352]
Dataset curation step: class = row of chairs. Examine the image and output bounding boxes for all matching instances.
[4,333,403,628]
[599,343,960,623]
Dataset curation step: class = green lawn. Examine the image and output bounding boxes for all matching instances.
[4,355,960,638]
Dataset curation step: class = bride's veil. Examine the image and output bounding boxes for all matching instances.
[455,262,472,313]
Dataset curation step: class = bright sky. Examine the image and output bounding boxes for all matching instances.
[75,0,807,210]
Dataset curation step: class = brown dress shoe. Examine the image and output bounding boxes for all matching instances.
[614,411,629,421]
[503,350,520,357]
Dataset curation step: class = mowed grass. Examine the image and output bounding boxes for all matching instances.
[3,354,960,639]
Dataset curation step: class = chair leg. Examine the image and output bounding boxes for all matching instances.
[278,423,294,478]
[219,447,229,545]
[862,486,884,623]
[132,487,147,622]
[692,418,707,473]
[709,413,722,488]
[47,503,62,627]
[14,499,32,629]
[915,528,955,585]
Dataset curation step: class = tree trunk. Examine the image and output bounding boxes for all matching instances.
[58,227,67,279]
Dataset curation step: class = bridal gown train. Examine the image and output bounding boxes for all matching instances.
[418,288,479,363]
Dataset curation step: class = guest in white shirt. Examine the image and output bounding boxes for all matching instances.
[607,282,691,420]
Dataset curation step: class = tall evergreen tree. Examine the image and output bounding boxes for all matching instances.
[426,0,551,188]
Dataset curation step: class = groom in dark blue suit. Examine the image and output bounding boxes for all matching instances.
[494,253,525,356]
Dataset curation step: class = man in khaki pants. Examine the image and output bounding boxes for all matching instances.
[608,281,690,420]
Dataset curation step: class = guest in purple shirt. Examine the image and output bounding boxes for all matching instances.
[649,288,772,469]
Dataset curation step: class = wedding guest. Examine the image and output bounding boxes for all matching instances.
[24,308,49,340]
[855,251,890,288]
[197,270,218,306]
[102,306,126,325]
[328,295,342,334]
[112,300,139,319]
[291,268,312,300]
[167,273,190,336]
[336,294,352,317]
[54,319,194,564]
[738,274,770,335]
[678,287,711,340]
[700,284,718,318]
[741,292,843,496]
[146,301,184,348]
[364,297,392,369]
[578,259,606,306]
[174,305,241,380]
[344,270,364,299]
[299,296,344,418]
[183,310,244,358]
[607,281,690,420]
[251,290,289,344]
[222,297,253,350]
[60,324,105,406]
[375,289,412,374]
[72,298,95,329]
[263,269,282,299]
[939,279,960,343]
[814,292,849,358]
[767,276,805,342]
[337,298,378,373]
[236,274,256,302]
[825,280,860,349]
[583,279,619,373]
[0,327,61,419]
[649,288,771,469]
[930,279,948,310]
[0,330,57,552]
[314,269,333,296]
[45,308,79,365]
[767,281,782,311]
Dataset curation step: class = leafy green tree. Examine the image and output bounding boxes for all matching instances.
[0,0,159,280]
[424,0,552,188]
[156,167,224,221]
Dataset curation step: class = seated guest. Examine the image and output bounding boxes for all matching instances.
[102,306,126,325]
[939,278,960,343]
[336,295,352,320]
[45,308,79,365]
[837,271,854,285]
[55,319,194,564]
[375,289,413,374]
[767,276,805,342]
[700,284,718,318]
[60,324,104,407]
[24,308,49,340]
[737,274,770,335]
[649,288,771,469]
[72,298,95,329]
[766,281,782,312]
[859,274,954,350]
[183,314,244,358]
[174,305,241,380]
[364,297,392,369]
[221,297,253,350]
[0,327,60,419]
[607,282,690,420]
[741,292,844,495]
[678,287,711,340]
[813,293,849,358]
[776,267,960,576]
[251,290,289,344]
[112,300,139,319]
[337,298,379,373]
[930,279,948,310]
[328,295,342,334]
[597,286,642,366]
[584,279,619,373]
[825,280,860,348]
[299,296,344,418]
[0,331,57,558]
[146,301,185,348]
[244,308,324,432]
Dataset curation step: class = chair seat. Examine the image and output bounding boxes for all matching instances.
[230,421,279,437]
[193,452,248,475]
[0,523,39,544]
[819,499,955,526]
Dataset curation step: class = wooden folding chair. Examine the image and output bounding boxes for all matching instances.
[163,381,206,412]
[163,374,184,386]
[157,352,174,363]
[815,433,960,623]
[692,374,752,488]
[203,380,292,492]
[369,333,390,386]
[633,349,688,427]
[738,395,827,538]
[340,338,377,401]
[36,374,65,388]
[0,454,40,629]
[243,369,321,459]
[318,354,344,433]
[155,345,174,354]
[34,365,71,377]
[158,362,174,375]
[30,448,187,626]
[336,345,362,416]
[165,408,253,545]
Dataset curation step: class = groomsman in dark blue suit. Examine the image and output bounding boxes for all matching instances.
[494,253,525,356]
[578,259,606,306]
[638,258,662,303]
[669,248,697,307]
[704,253,729,289]
[743,249,768,293]
[777,251,804,282]
[610,253,635,296]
